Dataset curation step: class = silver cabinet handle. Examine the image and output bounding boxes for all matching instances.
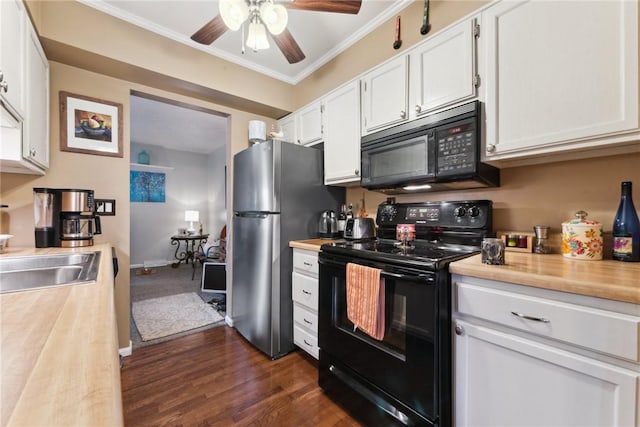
[511,311,550,323]
[30,148,36,157]
[415,105,422,113]
[303,339,312,346]
[454,324,465,336]
[400,110,406,119]
[0,80,8,93]
[303,261,313,267]
[354,169,359,176]
[486,144,496,153]
[303,318,313,325]
[302,290,312,295]
[0,70,4,82]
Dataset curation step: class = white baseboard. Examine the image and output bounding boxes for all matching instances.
[225,315,233,327]
[119,340,132,357]
[130,260,172,269]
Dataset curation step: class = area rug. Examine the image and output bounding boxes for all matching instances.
[132,292,224,341]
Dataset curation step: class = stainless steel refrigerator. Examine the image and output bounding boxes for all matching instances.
[232,140,344,359]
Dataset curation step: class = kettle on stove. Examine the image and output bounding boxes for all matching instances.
[318,210,340,238]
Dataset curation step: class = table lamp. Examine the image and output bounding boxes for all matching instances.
[184,210,199,235]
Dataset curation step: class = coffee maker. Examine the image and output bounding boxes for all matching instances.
[34,188,102,247]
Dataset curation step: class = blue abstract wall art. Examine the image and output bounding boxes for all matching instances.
[130,171,166,203]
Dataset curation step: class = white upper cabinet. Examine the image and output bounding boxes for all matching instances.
[0,0,26,119]
[361,55,408,135]
[409,18,478,119]
[295,100,323,145]
[24,21,49,169]
[323,81,361,185]
[277,113,296,144]
[482,0,639,160]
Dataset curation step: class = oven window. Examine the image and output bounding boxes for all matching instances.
[334,280,407,359]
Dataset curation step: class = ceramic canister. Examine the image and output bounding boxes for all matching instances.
[561,210,603,260]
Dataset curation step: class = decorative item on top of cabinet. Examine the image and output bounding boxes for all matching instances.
[482,0,639,163]
[393,16,402,50]
[420,0,431,35]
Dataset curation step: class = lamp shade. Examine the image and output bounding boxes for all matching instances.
[219,0,249,31]
[184,210,200,222]
[246,21,270,50]
[260,2,288,35]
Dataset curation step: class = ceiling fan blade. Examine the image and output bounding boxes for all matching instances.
[272,29,306,64]
[191,15,228,45]
[284,0,362,14]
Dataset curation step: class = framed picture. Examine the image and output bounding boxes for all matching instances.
[95,199,116,216]
[60,91,123,157]
[130,171,166,203]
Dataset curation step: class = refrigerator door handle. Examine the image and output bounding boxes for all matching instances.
[235,212,269,219]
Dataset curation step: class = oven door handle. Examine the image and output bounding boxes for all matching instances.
[380,271,434,283]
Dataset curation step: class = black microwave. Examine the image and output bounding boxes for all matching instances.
[361,101,499,193]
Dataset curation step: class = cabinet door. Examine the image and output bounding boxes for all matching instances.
[483,0,639,158]
[295,101,323,145]
[24,22,49,169]
[454,320,639,427]
[409,18,477,119]
[0,0,26,118]
[323,81,361,185]
[277,114,296,144]
[361,56,408,135]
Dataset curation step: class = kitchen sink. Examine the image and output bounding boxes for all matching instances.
[0,252,101,293]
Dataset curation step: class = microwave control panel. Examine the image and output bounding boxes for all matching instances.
[436,120,477,176]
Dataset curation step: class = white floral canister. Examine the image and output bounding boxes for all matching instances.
[562,210,603,260]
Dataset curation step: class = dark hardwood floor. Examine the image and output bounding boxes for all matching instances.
[121,326,362,426]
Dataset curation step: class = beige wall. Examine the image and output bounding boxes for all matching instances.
[0,61,274,348]
[294,0,489,108]
[347,152,640,255]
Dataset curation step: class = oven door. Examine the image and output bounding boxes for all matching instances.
[319,252,440,425]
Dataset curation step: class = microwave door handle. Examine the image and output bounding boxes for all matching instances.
[380,271,433,283]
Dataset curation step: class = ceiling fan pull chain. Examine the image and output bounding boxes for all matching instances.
[241,22,246,54]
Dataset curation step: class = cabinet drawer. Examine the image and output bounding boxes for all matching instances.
[455,281,640,362]
[293,249,318,275]
[292,271,318,310]
[294,324,319,359]
[294,303,318,335]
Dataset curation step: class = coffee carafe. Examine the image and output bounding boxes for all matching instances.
[59,189,101,247]
[33,188,101,247]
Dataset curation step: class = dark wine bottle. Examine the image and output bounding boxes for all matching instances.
[612,181,640,262]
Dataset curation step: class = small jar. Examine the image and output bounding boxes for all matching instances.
[506,234,518,247]
[517,235,528,248]
[561,210,603,260]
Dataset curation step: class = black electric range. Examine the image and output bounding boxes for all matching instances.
[318,200,493,427]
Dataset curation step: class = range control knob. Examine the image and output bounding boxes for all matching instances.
[454,207,466,217]
[468,206,480,217]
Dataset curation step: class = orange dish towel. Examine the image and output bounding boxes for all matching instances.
[346,263,386,341]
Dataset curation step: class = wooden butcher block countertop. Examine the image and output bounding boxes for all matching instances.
[0,243,123,426]
[289,238,338,252]
[450,252,640,305]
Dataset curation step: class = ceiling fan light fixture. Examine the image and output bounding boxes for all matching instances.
[246,21,270,51]
[219,0,249,31]
[259,2,288,35]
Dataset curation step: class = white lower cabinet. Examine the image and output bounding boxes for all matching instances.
[453,276,640,427]
[292,248,320,359]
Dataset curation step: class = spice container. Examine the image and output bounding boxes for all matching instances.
[561,211,603,260]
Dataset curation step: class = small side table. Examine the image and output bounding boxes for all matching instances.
[170,234,209,268]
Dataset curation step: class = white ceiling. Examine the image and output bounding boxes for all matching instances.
[130,95,228,154]
[79,0,412,84]
[112,1,411,154]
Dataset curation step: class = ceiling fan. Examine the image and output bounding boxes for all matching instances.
[191,0,362,64]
